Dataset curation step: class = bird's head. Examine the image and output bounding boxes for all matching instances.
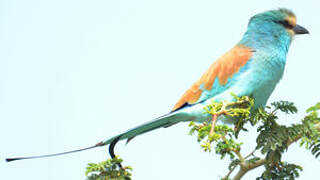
[241,9,309,50]
[249,8,308,36]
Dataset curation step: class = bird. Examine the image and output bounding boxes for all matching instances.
[6,8,309,162]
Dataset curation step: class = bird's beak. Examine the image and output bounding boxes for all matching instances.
[293,24,309,35]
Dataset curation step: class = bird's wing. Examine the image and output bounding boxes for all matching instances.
[104,45,255,156]
[172,45,254,112]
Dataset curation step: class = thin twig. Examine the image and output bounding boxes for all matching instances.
[223,165,237,180]
[244,150,256,159]
[209,114,218,136]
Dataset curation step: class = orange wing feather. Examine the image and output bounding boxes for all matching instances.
[172,45,253,112]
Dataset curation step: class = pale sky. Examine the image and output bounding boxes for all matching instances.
[1,0,320,179]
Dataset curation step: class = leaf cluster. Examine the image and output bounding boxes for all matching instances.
[189,96,320,180]
[257,162,303,180]
[188,95,252,159]
[256,101,320,165]
[305,103,320,157]
[85,156,132,180]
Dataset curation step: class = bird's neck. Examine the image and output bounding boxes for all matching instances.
[238,27,293,83]
[238,26,292,54]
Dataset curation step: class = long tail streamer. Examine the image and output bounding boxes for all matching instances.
[6,142,105,162]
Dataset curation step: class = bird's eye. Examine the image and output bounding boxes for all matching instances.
[277,20,294,29]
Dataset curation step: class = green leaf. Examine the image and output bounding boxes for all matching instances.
[306,102,320,113]
[85,156,132,180]
[271,101,298,114]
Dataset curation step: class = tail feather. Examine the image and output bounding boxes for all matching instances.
[103,112,181,146]
[5,110,192,162]
[103,112,185,158]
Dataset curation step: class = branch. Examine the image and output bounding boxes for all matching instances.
[232,159,266,180]
[223,150,255,179]
[235,150,245,162]
[231,122,320,180]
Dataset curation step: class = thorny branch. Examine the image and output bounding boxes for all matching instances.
[223,122,320,180]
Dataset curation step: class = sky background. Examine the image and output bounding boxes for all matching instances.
[1,0,320,179]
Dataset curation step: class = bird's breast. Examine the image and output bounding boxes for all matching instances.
[247,50,287,107]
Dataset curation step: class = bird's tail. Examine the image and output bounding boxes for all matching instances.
[101,111,188,158]
[6,111,188,162]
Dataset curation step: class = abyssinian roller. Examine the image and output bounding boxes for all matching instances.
[6,8,309,162]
